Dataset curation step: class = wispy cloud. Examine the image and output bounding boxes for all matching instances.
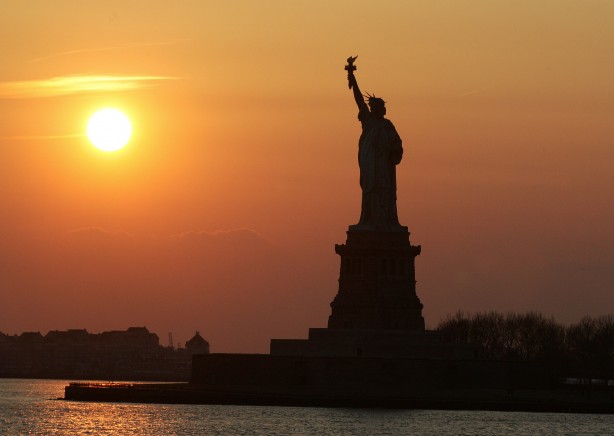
[30,39,191,63]
[0,75,176,99]
[66,226,135,242]
[1,133,85,141]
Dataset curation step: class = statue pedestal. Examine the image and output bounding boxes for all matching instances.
[270,226,432,358]
[328,227,424,331]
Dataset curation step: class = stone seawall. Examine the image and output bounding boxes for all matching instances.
[191,353,555,391]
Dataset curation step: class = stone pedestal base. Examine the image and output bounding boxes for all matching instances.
[328,228,424,331]
[270,328,475,359]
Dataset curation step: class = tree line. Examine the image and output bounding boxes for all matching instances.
[437,312,614,379]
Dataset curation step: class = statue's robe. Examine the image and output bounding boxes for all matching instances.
[357,108,403,229]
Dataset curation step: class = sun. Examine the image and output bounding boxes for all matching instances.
[87,108,132,152]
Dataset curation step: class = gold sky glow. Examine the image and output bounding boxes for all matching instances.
[0,1,613,352]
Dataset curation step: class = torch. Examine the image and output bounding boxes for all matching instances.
[345,56,357,89]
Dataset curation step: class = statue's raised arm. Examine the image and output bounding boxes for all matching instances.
[345,56,368,113]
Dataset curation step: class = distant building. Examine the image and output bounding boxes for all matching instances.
[19,332,44,343]
[185,332,210,355]
[0,327,210,381]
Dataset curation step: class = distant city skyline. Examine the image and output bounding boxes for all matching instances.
[0,326,208,380]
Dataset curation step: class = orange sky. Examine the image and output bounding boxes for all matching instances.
[1,1,613,353]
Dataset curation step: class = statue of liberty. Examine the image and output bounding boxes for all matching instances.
[346,57,404,231]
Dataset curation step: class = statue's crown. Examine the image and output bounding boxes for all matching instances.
[364,92,385,107]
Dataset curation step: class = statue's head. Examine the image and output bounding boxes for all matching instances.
[366,94,386,118]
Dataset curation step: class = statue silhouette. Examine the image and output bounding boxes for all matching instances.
[346,57,403,231]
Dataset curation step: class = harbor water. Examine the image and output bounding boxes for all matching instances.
[1,379,613,435]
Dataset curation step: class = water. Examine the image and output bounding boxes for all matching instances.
[1,379,613,435]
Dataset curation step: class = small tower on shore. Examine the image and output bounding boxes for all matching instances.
[185,331,210,355]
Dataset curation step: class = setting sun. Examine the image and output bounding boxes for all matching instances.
[87,108,132,152]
